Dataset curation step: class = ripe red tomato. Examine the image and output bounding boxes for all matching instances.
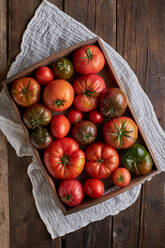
[84,179,104,199]
[73,45,105,74]
[85,142,119,179]
[58,180,84,206]
[43,80,74,111]
[73,74,106,112]
[50,115,70,138]
[89,110,103,124]
[103,116,138,149]
[112,168,131,187]
[11,77,40,107]
[44,137,85,179]
[35,66,54,85]
[67,109,83,124]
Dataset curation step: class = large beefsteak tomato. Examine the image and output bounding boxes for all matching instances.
[85,142,119,179]
[73,74,106,112]
[43,80,74,111]
[103,116,138,149]
[11,77,40,107]
[44,137,85,179]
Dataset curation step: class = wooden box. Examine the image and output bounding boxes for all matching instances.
[2,37,161,215]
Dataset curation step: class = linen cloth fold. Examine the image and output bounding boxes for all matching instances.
[0,0,164,239]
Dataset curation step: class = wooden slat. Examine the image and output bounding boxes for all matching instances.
[138,0,165,247]
[112,0,144,247]
[64,1,116,247]
[7,1,62,247]
[0,0,10,247]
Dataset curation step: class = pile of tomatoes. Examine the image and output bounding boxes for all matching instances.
[11,45,153,207]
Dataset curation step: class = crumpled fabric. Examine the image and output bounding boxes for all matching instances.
[0,0,164,239]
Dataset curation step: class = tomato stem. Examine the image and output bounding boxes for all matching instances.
[80,48,93,64]
[97,158,104,164]
[53,99,66,107]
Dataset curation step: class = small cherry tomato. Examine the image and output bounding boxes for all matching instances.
[50,115,70,138]
[58,180,84,207]
[112,168,131,187]
[67,109,83,124]
[89,110,103,124]
[35,66,54,85]
[84,179,104,199]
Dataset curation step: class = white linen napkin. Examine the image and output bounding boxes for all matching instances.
[0,0,164,239]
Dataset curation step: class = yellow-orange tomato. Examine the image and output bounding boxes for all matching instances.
[43,80,74,111]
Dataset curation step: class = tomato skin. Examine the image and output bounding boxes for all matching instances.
[121,144,153,175]
[85,142,119,179]
[67,109,83,124]
[31,127,52,150]
[43,80,74,111]
[103,116,138,149]
[89,110,103,124]
[84,179,104,199]
[53,58,74,80]
[35,66,54,85]
[23,104,52,129]
[50,115,70,138]
[99,88,127,119]
[112,168,131,187]
[44,137,85,179]
[73,74,106,112]
[11,77,40,107]
[72,120,97,145]
[73,45,105,74]
[58,180,84,207]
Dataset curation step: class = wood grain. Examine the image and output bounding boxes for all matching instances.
[0,0,10,247]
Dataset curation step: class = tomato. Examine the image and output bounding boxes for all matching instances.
[99,88,127,119]
[85,142,119,179]
[121,144,153,175]
[112,168,131,187]
[43,80,74,111]
[84,179,104,199]
[50,115,70,138]
[52,58,74,80]
[31,127,52,150]
[72,120,97,145]
[73,74,106,112]
[67,109,83,124]
[89,110,103,124]
[23,104,52,129]
[73,45,105,74]
[103,116,138,149]
[11,77,40,107]
[44,137,85,179]
[58,180,84,207]
[35,66,54,85]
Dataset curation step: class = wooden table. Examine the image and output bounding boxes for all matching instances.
[0,0,165,247]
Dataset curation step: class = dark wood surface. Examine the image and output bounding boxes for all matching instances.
[0,0,164,247]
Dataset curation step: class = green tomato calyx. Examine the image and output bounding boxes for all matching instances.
[80,48,93,63]
[117,175,124,183]
[97,158,104,164]
[53,99,66,107]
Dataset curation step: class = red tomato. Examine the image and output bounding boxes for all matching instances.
[44,137,85,179]
[112,168,131,187]
[58,180,84,207]
[73,74,106,112]
[35,66,54,85]
[89,110,103,124]
[50,115,70,138]
[103,116,138,149]
[11,77,40,107]
[43,80,74,111]
[67,109,83,124]
[85,142,119,179]
[73,45,105,74]
[84,179,104,199]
